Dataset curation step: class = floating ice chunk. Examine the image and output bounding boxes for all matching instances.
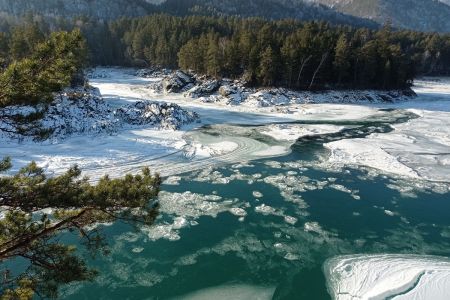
[117,232,140,243]
[284,253,300,261]
[164,176,181,185]
[134,271,164,287]
[324,254,450,300]
[273,243,284,249]
[440,227,450,239]
[284,216,298,225]
[229,208,247,217]
[261,124,345,141]
[252,191,263,198]
[329,184,352,194]
[325,139,420,179]
[158,191,231,218]
[384,210,395,217]
[255,204,277,215]
[351,194,361,200]
[264,161,283,168]
[132,247,144,253]
[172,217,189,229]
[172,284,275,300]
[142,224,181,241]
[304,222,324,235]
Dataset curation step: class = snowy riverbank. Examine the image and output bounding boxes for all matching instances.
[1,67,449,184]
[0,86,197,142]
[325,254,450,300]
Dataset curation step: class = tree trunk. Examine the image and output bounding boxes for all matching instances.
[309,53,328,90]
[296,55,312,87]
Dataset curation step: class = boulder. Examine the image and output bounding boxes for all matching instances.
[163,70,195,93]
[185,79,220,98]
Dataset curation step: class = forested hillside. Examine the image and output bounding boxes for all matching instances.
[0,0,155,20]
[2,15,450,91]
[0,0,376,27]
[158,0,376,27]
[90,16,450,89]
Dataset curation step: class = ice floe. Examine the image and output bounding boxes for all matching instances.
[324,254,450,300]
[172,284,275,300]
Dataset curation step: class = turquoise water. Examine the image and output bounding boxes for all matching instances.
[60,112,450,299]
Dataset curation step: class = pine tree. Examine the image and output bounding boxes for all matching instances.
[258,46,276,86]
[333,34,351,85]
[0,30,87,107]
[0,158,161,299]
[206,34,220,77]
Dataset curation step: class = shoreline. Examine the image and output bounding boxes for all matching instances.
[1,67,449,185]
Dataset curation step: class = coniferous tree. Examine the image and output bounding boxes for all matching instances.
[0,30,87,107]
[258,45,277,86]
[333,34,351,85]
[0,157,161,299]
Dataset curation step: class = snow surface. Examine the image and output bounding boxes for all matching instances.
[261,124,346,141]
[325,79,450,182]
[2,68,450,184]
[325,254,450,300]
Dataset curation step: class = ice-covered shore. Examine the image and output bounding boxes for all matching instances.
[325,254,450,300]
[324,79,450,183]
[0,86,198,142]
[144,69,450,183]
[1,68,450,184]
[148,69,416,107]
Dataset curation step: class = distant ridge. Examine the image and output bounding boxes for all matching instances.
[0,0,377,28]
[311,0,450,32]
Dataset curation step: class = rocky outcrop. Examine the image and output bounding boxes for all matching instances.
[185,79,221,98]
[115,101,198,130]
[0,86,199,142]
[135,68,171,78]
[144,70,417,107]
[162,70,195,93]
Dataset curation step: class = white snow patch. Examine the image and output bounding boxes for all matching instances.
[261,124,345,141]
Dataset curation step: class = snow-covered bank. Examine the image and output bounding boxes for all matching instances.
[325,109,450,182]
[2,67,450,184]
[139,68,450,182]
[0,86,197,142]
[148,69,416,107]
[324,79,450,183]
[325,254,450,300]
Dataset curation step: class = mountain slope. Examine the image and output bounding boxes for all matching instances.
[312,0,450,32]
[0,0,376,27]
[0,0,156,20]
[158,0,377,27]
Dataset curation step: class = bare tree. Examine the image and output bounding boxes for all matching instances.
[309,52,328,90]
[296,55,312,87]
